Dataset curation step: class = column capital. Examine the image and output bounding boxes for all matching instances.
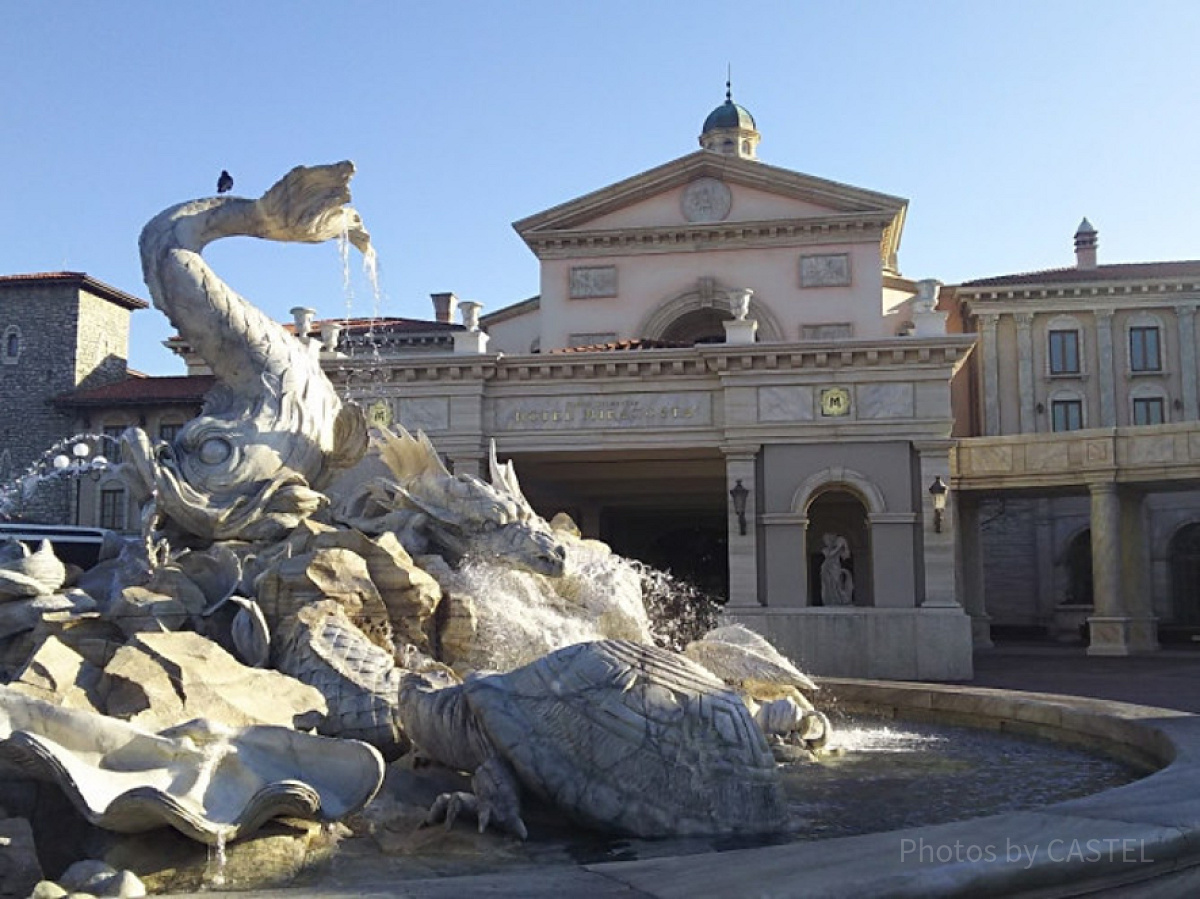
[1176,303,1199,317]
[1013,311,1035,328]
[1094,309,1115,325]
[721,443,761,461]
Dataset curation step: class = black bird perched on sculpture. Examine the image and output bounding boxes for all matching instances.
[217,170,234,194]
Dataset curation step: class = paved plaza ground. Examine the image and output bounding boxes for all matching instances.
[967,642,1200,713]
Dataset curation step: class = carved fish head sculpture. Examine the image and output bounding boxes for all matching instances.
[119,163,370,543]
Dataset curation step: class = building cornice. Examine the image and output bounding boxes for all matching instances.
[328,335,976,388]
[523,213,896,260]
[960,279,1200,311]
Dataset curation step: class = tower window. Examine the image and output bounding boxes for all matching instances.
[2,326,20,364]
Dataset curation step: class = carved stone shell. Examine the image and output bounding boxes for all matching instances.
[461,640,788,837]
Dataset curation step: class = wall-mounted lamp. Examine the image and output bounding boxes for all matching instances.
[1174,398,1184,411]
[928,476,949,533]
[729,479,749,536]
[1035,402,1045,414]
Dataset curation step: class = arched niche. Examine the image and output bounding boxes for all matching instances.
[637,280,784,343]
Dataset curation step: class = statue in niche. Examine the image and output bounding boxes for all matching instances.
[819,533,854,606]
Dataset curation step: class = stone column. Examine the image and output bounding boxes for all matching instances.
[915,441,959,607]
[980,314,1001,436]
[867,513,918,608]
[1015,313,1036,433]
[1095,310,1116,427]
[955,493,993,647]
[1177,304,1198,420]
[1086,480,1156,655]
[1120,488,1159,651]
[724,448,760,608]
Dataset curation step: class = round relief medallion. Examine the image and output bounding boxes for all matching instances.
[681,177,732,223]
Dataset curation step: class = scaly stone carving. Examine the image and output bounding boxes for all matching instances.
[331,426,567,577]
[121,162,371,543]
[399,640,788,839]
[0,686,384,845]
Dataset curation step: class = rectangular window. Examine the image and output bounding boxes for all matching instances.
[1133,396,1165,426]
[159,423,180,442]
[1129,326,1162,372]
[99,487,126,530]
[1051,399,1083,432]
[1048,330,1081,374]
[102,424,126,441]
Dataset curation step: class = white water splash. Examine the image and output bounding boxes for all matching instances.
[430,536,653,672]
[827,725,947,754]
[205,827,229,888]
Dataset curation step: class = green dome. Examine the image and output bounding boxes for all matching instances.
[703,98,756,134]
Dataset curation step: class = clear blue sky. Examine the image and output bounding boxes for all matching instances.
[2,2,1197,375]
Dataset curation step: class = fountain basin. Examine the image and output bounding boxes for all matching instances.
[579,680,1199,898]
[154,681,1200,897]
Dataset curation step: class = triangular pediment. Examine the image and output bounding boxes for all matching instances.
[513,151,907,237]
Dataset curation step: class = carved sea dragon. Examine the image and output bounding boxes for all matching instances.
[330,425,567,577]
[123,163,369,542]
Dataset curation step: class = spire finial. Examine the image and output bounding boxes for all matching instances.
[726,64,732,103]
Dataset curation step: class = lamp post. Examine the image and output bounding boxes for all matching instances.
[729,479,749,536]
[928,476,949,533]
[51,441,107,526]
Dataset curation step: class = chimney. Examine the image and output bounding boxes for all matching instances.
[290,306,316,340]
[1074,218,1098,270]
[431,292,459,324]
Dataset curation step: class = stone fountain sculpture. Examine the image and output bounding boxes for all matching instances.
[0,162,829,871]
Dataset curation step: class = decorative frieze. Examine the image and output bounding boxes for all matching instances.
[800,253,851,288]
[569,265,618,299]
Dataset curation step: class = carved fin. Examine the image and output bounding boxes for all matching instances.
[374,425,451,483]
[488,440,535,519]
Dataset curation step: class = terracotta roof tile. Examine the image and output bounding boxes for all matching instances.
[961,260,1200,288]
[0,272,149,310]
[55,375,214,407]
[551,338,692,353]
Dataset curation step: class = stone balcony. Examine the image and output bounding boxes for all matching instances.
[953,422,1200,491]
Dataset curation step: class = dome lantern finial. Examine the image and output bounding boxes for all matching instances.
[700,73,760,160]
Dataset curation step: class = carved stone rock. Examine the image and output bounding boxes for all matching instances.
[257,548,393,654]
[108,587,189,637]
[9,636,105,714]
[311,529,441,653]
[101,632,326,732]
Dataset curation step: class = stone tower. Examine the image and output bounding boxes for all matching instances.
[0,272,146,520]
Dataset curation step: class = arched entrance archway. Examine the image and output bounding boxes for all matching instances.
[1064,528,1093,606]
[806,489,872,606]
[659,308,731,344]
[1170,523,1200,626]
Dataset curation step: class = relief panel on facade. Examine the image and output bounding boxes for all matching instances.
[569,265,618,299]
[961,445,1014,474]
[680,177,732,223]
[799,253,851,288]
[1024,442,1071,472]
[494,392,713,431]
[757,385,815,422]
[397,397,450,433]
[1128,434,1177,466]
[800,323,853,340]
[855,383,914,419]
